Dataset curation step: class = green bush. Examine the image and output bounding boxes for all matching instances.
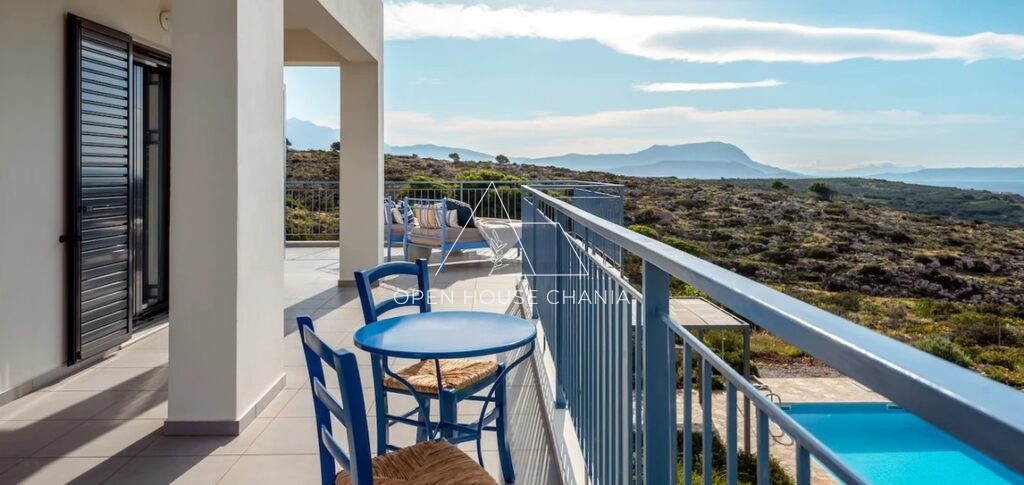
[663,236,706,257]
[628,224,659,239]
[454,168,524,182]
[824,292,863,313]
[679,431,793,485]
[397,175,454,199]
[914,336,973,367]
[975,348,1018,370]
[911,299,960,320]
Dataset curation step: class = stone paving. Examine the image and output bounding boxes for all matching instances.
[0,247,560,484]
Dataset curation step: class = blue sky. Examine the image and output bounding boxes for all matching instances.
[284,1,1024,171]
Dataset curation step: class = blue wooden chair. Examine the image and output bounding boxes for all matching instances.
[383,197,406,263]
[353,259,517,482]
[297,316,496,485]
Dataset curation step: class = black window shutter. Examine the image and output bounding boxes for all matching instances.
[66,15,134,363]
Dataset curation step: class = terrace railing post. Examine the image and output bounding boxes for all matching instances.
[553,211,569,409]
[743,327,751,452]
[643,261,676,485]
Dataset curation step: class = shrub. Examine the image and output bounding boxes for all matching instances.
[761,250,797,265]
[397,175,454,199]
[679,431,793,485]
[454,168,523,182]
[825,291,863,313]
[914,336,973,367]
[911,299,960,320]
[975,348,1018,370]
[663,236,706,257]
[628,224,659,239]
[808,182,837,201]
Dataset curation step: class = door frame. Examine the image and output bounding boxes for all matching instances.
[65,14,172,364]
[130,44,171,327]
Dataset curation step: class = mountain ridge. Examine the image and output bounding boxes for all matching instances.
[523,141,802,178]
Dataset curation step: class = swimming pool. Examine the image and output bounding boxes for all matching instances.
[783,402,1024,484]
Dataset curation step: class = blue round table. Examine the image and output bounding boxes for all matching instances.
[353,311,536,360]
[353,310,536,480]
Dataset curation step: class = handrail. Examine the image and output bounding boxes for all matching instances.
[522,184,1024,477]
[665,314,863,483]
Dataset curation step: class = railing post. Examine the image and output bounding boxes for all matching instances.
[553,211,569,409]
[643,261,675,485]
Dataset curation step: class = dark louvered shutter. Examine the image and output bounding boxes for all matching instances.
[66,15,133,363]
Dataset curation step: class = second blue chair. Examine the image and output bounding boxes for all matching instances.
[297,316,496,484]
[354,259,516,482]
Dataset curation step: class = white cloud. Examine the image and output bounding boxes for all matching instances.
[635,79,786,92]
[383,2,1024,63]
[385,106,996,157]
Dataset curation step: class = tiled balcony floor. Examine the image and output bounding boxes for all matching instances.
[0,247,560,484]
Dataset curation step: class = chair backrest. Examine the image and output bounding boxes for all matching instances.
[383,197,395,226]
[298,316,374,485]
[354,259,431,325]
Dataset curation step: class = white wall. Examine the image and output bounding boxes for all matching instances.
[168,0,285,424]
[0,0,170,397]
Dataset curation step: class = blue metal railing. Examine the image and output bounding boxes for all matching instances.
[284,179,624,242]
[521,185,1024,485]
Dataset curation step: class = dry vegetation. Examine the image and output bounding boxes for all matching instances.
[289,150,1024,387]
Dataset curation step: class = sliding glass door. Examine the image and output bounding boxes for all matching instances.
[131,52,170,324]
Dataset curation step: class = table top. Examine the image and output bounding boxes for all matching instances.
[353,311,536,359]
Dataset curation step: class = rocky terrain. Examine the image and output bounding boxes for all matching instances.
[289,150,1024,387]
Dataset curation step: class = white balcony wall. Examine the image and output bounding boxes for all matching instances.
[166,0,286,433]
[0,0,171,401]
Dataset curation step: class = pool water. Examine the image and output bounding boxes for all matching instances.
[784,403,1024,484]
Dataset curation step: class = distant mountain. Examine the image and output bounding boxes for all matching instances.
[611,160,782,179]
[385,143,493,161]
[877,167,1024,181]
[285,118,338,150]
[523,142,801,179]
[808,163,926,178]
[873,167,1024,194]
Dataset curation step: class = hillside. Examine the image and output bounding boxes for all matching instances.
[523,141,800,178]
[611,160,780,179]
[288,151,1024,387]
[285,118,338,150]
[385,143,494,161]
[721,178,1024,227]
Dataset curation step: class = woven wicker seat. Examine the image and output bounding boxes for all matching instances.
[383,358,499,394]
[335,439,496,485]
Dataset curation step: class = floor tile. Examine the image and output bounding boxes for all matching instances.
[0,249,558,484]
[244,417,319,455]
[91,391,167,420]
[33,420,163,458]
[0,459,19,475]
[0,457,128,485]
[217,454,321,485]
[0,420,82,458]
[0,390,134,421]
[257,389,298,419]
[103,455,238,485]
[140,418,271,457]
[125,330,168,351]
[48,367,167,392]
[96,350,169,368]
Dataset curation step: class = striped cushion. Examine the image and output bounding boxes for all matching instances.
[413,205,444,229]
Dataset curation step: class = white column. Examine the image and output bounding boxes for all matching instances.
[338,60,384,285]
[167,0,285,435]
